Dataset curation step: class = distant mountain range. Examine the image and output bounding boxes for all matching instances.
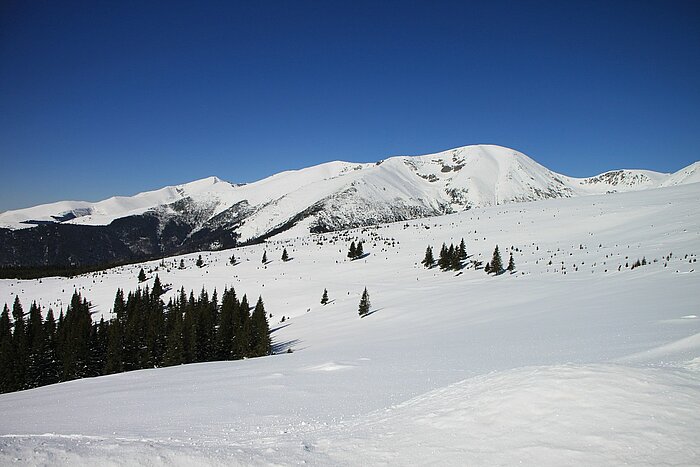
[1,144,698,270]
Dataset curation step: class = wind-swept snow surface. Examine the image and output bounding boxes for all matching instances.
[1,182,699,465]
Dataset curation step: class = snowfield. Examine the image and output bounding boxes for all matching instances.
[1,182,699,465]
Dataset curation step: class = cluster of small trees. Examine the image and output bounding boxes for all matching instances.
[422,239,467,271]
[484,245,515,275]
[0,278,272,394]
[347,241,364,260]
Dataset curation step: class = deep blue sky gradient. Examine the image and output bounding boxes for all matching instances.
[1,0,699,211]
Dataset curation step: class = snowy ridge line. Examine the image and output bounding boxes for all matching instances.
[1,144,698,237]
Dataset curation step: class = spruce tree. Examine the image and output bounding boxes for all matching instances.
[281,248,289,262]
[262,251,268,264]
[138,268,147,282]
[348,241,356,259]
[0,304,16,393]
[356,241,364,258]
[490,245,504,274]
[484,262,491,274]
[458,239,467,261]
[250,297,271,357]
[196,255,204,268]
[358,288,370,317]
[422,246,435,268]
[229,253,236,265]
[321,288,329,305]
[438,243,449,270]
[507,253,515,272]
[12,296,27,389]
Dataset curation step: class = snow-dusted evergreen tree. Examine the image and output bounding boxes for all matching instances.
[250,296,271,357]
[438,243,449,270]
[347,241,356,258]
[358,288,371,317]
[507,253,515,272]
[490,245,503,274]
[458,239,467,261]
[138,268,147,282]
[281,248,289,262]
[422,246,435,268]
[356,241,364,258]
[196,255,204,268]
[321,288,329,305]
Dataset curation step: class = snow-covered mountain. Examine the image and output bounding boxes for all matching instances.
[1,145,697,269]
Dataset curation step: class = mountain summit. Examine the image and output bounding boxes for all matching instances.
[1,144,697,270]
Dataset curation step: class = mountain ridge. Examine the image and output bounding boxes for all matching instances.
[1,144,697,270]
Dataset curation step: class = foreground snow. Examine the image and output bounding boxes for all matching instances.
[2,364,698,465]
[1,183,699,465]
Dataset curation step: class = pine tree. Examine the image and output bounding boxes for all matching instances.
[249,296,271,357]
[449,244,462,270]
[321,288,329,305]
[262,251,268,264]
[233,295,251,359]
[507,253,515,272]
[348,241,356,259]
[215,288,237,360]
[490,245,504,274]
[281,248,289,262]
[358,288,371,317]
[138,268,147,282]
[0,304,16,393]
[458,239,467,261]
[12,296,27,389]
[196,255,204,268]
[484,262,491,274]
[356,241,364,258]
[229,253,236,265]
[422,246,435,268]
[152,274,164,298]
[25,302,44,388]
[438,243,449,270]
[179,259,185,269]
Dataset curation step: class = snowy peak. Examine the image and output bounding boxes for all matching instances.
[0,144,699,269]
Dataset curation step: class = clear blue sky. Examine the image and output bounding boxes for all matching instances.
[1,0,699,212]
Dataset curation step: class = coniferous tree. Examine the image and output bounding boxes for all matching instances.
[138,268,147,282]
[229,253,236,265]
[216,288,237,360]
[262,251,268,264]
[179,259,185,269]
[25,302,44,388]
[422,246,435,268]
[12,296,27,389]
[249,297,271,357]
[358,288,371,317]
[281,248,289,262]
[458,239,467,261]
[507,253,515,272]
[152,275,164,298]
[490,245,504,274]
[0,304,16,392]
[38,308,60,387]
[348,241,357,259]
[321,288,329,305]
[438,243,449,270]
[484,262,491,274]
[449,244,462,271]
[233,295,251,359]
[356,241,364,258]
[196,255,204,268]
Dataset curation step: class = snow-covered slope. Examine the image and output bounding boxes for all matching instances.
[2,145,697,244]
[2,144,699,269]
[1,181,698,465]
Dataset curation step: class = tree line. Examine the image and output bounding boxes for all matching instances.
[0,277,272,394]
